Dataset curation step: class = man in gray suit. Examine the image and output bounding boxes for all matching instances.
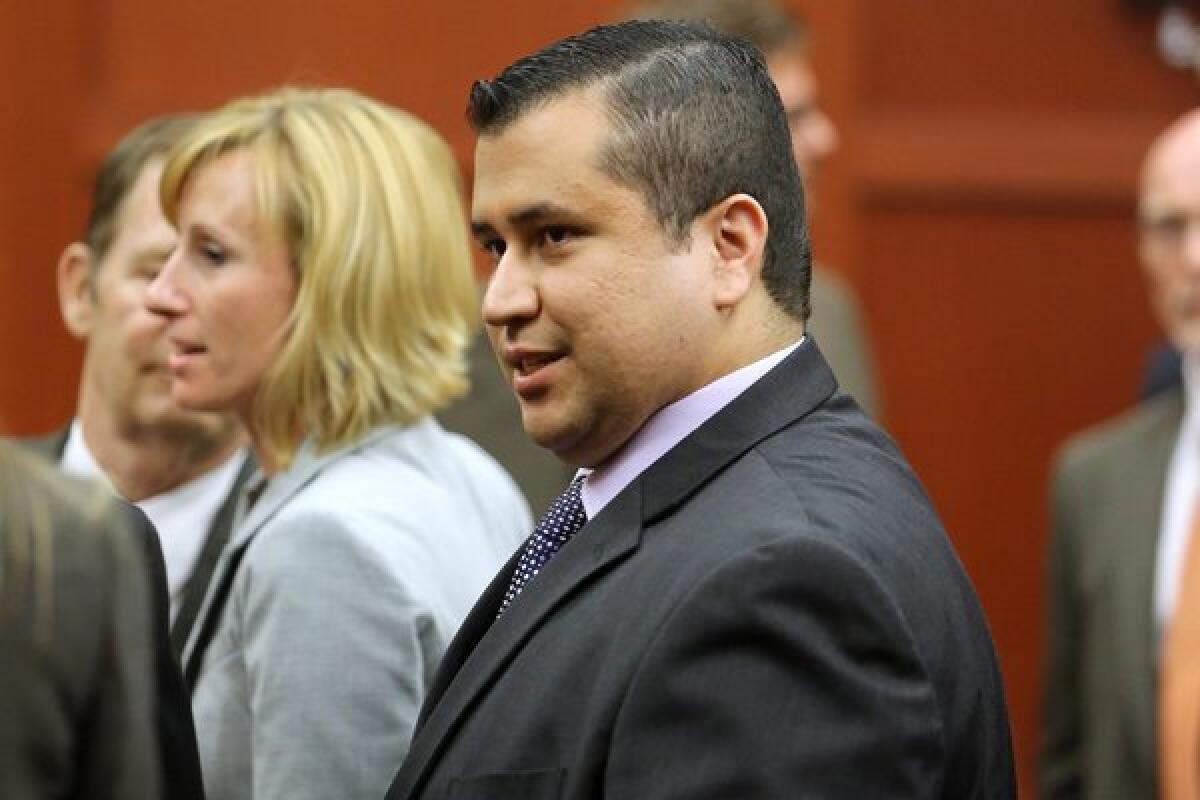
[36,114,250,655]
[386,20,1013,799]
[1040,109,1200,799]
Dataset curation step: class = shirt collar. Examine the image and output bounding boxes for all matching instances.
[580,338,803,518]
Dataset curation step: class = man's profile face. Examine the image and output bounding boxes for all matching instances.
[73,160,237,440]
[767,44,837,197]
[1140,123,1200,352]
[473,91,722,468]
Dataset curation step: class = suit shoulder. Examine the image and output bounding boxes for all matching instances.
[1055,390,1182,480]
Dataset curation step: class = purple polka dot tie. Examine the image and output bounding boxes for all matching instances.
[498,477,587,617]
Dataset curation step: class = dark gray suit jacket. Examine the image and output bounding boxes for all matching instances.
[387,340,1014,799]
[0,456,159,800]
[22,427,253,655]
[19,429,251,800]
[1039,388,1182,800]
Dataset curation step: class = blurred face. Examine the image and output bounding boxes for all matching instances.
[61,160,239,443]
[767,45,837,196]
[1140,122,1200,352]
[146,150,297,424]
[474,92,722,468]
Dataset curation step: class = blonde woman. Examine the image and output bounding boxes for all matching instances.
[0,441,158,799]
[144,88,530,800]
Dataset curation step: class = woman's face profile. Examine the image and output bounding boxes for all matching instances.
[146,149,298,424]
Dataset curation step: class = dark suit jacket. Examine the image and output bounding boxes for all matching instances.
[0,455,159,800]
[387,340,1015,799]
[22,427,253,656]
[19,429,221,800]
[1039,388,1182,800]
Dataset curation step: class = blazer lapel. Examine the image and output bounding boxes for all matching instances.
[1113,392,1182,774]
[181,430,392,675]
[169,452,256,658]
[390,340,839,799]
[17,427,68,462]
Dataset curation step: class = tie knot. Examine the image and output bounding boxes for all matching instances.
[498,477,587,616]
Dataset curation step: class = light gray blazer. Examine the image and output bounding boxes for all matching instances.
[183,420,530,800]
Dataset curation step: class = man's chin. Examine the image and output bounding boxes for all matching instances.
[131,402,238,440]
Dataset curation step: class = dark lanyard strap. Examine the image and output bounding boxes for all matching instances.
[183,541,250,691]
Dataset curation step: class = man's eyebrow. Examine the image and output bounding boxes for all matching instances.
[471,203,574,237]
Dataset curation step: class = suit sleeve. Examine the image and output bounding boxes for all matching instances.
[236,509,435,800]
[1038,453,1084,800]
[604,536,946,798]
[75,504,160,800]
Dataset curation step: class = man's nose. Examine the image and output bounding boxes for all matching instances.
[482,251,539,329]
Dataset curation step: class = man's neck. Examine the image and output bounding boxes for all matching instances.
[76,410,244,502]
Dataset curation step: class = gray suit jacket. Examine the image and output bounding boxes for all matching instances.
[1039,389,1182,800]
[387,341,1014,800]
[0,449,159,800]
[17,431,207,800]
[20,425,253,657]
[185,420,529,800]
[809,266,880,419]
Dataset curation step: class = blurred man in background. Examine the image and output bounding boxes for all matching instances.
[31,114,250,655]
[1042,108,1200,800]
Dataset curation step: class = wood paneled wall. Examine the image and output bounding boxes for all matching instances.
[2,1,1197,794]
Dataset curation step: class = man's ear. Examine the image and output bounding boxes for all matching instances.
[703,193,768,311]
[57,242,96,339]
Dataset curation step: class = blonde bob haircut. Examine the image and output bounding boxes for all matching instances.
[160,87,478,470]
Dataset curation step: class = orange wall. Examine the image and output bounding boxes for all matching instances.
[2,2,1198,795]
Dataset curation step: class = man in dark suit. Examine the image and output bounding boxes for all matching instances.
[1040,109,1200,799]
[35,114,250,656]
[385,20,1014,799]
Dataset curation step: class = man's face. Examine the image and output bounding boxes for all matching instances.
[473,92,723,468]
[767,45,837,196]
[64,160,239,441]
[1140,124,1200,352]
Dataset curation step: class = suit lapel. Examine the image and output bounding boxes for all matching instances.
[390,483,644,799]
[18,427,68,462]
[181,430,392,676]
[390,340,838,799]
[1113,392,1182,774]
[169,452,256,658]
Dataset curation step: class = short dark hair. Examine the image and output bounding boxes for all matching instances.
[84,114,198,264]
[626,0,808,57]
[467,20,811,320]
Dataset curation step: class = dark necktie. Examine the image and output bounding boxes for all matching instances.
[498,477,587,617]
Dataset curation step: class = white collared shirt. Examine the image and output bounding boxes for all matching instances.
[61,419,245,620]
[1155,352,1200,644]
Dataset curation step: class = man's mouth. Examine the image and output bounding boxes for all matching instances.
[504,347,566,396]
[516,352,561,376]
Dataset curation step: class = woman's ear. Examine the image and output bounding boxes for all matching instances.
[704,193,768,311]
